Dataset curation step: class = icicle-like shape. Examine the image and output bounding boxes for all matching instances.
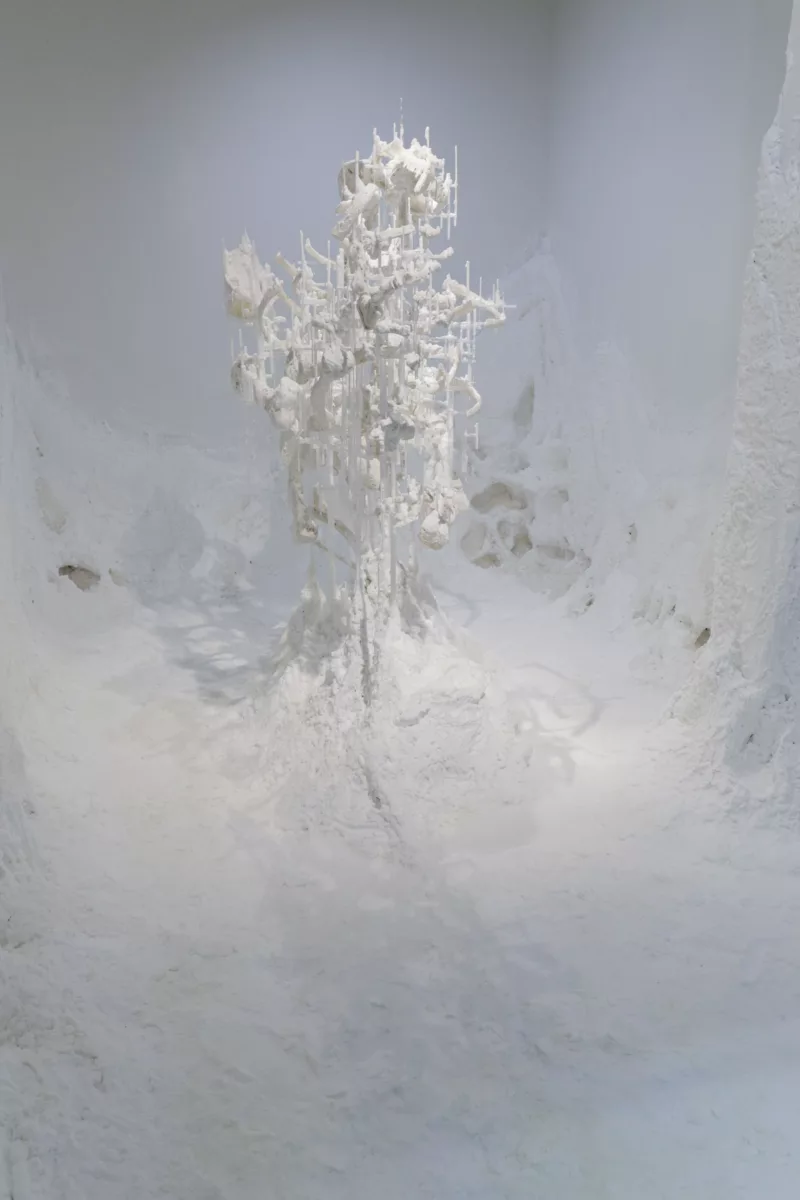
[223,127,508,605]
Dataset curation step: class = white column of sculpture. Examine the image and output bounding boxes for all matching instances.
[224,127,506,677]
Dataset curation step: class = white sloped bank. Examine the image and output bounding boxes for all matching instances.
[4,328,800,1194]
[460,247,718,683]
[677,4,800,809]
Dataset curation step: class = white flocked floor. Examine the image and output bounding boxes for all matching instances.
[3,368,800,1199]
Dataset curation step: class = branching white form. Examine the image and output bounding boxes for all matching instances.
[224,126,506,685]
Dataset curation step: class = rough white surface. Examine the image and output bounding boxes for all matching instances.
[4,317,800,1196]
[678,6,800,805]
[2,21,800,1183]
[485,0,790,653]
[712,10,800,678]
[463,248,718,660]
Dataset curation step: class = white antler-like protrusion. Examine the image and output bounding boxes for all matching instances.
[223,127,508,607]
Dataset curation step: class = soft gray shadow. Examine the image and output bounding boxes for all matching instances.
[118,488,306,706]
[115,492,588,802]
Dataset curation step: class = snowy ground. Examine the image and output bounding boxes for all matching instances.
[3,365,800,1198]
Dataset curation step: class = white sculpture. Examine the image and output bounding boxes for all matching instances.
[224,126,506,688]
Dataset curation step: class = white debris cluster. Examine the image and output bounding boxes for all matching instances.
[224,126,506,605]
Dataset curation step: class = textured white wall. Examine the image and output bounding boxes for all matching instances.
[688,1,800,795]
[1,0,794,642]
[0,0,549,438]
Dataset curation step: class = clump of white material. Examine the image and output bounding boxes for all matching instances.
[676,10,800,809]
[233,584,547,856]
[224,127,506,683]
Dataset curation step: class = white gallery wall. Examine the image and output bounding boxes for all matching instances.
[0,0,795,640]
[5,7,800,1189]
[521,0,794,634]
[0,0,549,440]
[546,0,792,421]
